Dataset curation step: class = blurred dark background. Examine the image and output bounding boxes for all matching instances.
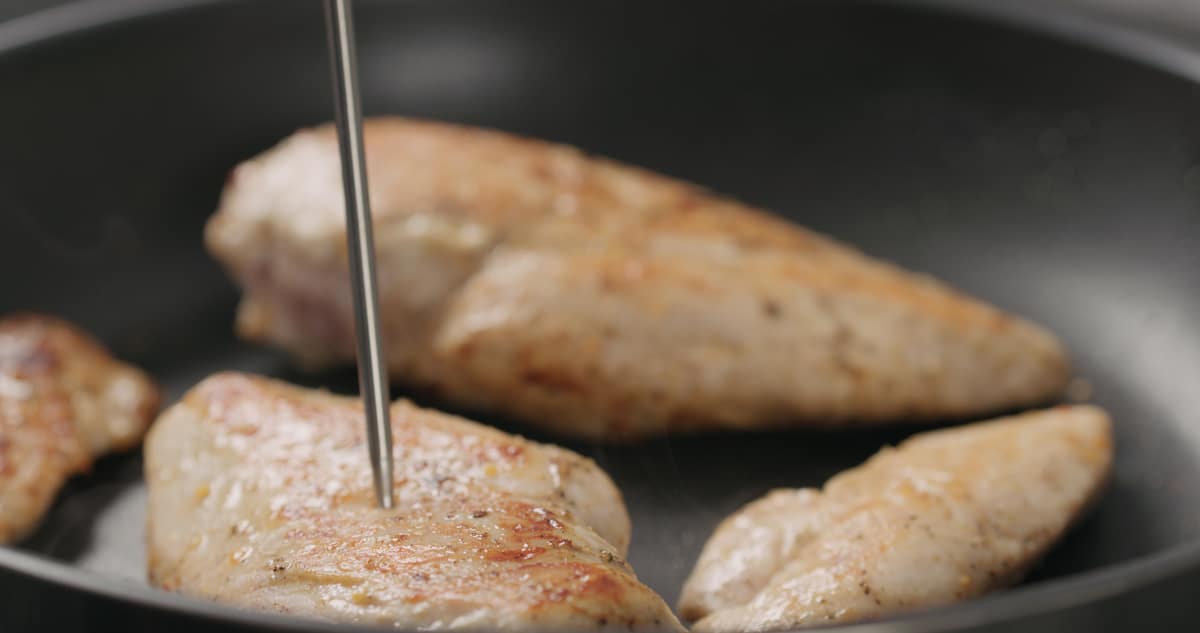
[2,0,67,21]
[3,0,1200,49]
[4,0,1200,47]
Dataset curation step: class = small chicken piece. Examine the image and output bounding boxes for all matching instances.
[0,314,160,544]
[145,372,683,631]
[679,405,1113,631]
[205,118,1070,440]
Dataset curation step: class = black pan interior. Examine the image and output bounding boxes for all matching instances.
[2,0,1200,630]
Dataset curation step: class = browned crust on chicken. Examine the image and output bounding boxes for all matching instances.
[0,314,161,543]
[206,118,1070,440]
[145,372,683,631]
[680,405,1113,631]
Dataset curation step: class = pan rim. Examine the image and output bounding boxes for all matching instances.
[2,0,1200,631]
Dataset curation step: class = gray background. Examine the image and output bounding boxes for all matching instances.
[3,0,1200,47]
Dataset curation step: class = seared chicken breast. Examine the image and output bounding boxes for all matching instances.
[0,314,160,544]
[679,405,1113,631]
[145,372,682,631]
[206,118,1069,440]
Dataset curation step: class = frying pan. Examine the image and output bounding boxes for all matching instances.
[2,0,1200,631]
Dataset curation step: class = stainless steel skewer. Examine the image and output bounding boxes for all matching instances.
[323,0,395,509]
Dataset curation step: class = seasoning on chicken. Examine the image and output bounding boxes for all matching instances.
[0,314,160,544]
[678,405,1113,631]
[145,372,683,631]
[206,118,1070,440]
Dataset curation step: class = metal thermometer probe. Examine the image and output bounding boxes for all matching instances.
[323,0,395,509]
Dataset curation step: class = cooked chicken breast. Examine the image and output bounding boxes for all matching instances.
[0,314,160,544]
[145,372,682,631]
[679,405,1113,631]
[206,118,1069,440]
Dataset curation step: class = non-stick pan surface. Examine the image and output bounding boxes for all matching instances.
[2,0,1200,631]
